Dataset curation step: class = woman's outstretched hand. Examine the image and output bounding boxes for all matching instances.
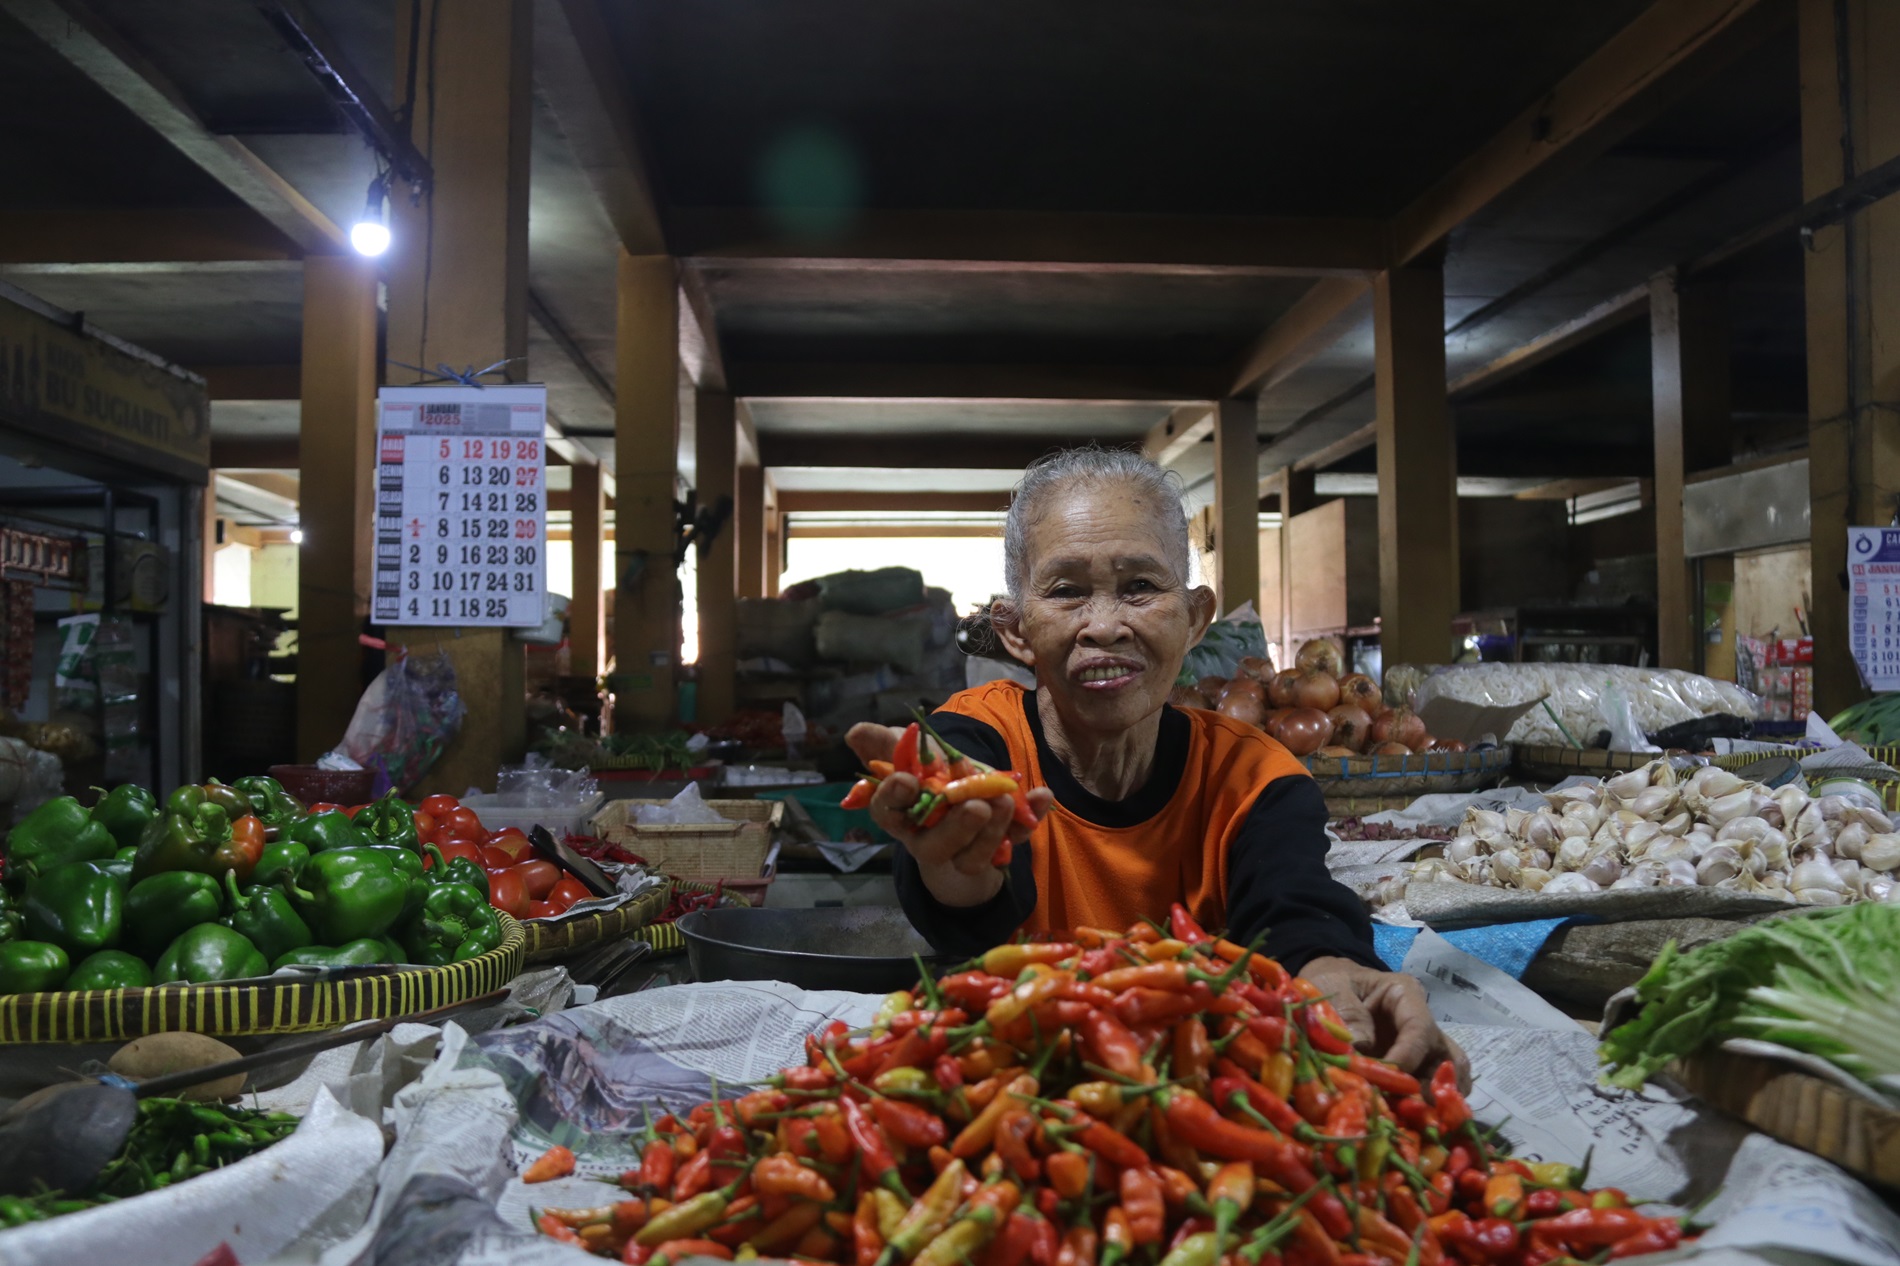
[846,722,1054,909]
[1299,955,1471,1087]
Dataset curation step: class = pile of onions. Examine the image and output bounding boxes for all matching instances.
[1182,639,1451,757]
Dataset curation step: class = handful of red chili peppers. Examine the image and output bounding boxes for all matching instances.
[525,904,1690,1265]
[839,715,1037,867]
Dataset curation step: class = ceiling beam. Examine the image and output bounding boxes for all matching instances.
[789,524,1003,539]
[678,266,728,392]
[1293,423,1375,474]
[731,362,1224,400]
[211,438,298,469]
[1227,276,1372,398]
[0,211,300,264]
[535,0,668,255]
[1446,284,1649,398]
[1514,477,1634,502]
[192,364,301,401]
[1390,0,1779,265]
[2,0,346,254]
[759,434,1075,470]
[673,209,1388,273]
[527,289,615,404]
[1143,404,1216,465]
[777,491,1009,514]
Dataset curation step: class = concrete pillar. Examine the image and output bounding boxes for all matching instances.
[570,459,605,679]
[695,390,737,724]
[613,252,682,729]
[1801,0,1900,713]
[736,463,766,600]
[1269,466,1317,660]
[1650,270,1730,670]
[1213,399,1260,618]
[384,0,532,793]
[1374,264,1459,667]
[295,253,378,761]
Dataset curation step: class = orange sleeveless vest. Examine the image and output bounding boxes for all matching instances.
[941,681,1313,936]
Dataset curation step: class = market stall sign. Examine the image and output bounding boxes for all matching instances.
[1850,527,1900,692]
[0,292,209,481]
[372,384,547,629]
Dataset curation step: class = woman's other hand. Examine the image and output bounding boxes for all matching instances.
[1299,955,1470,1087]
[846,722,1054,909]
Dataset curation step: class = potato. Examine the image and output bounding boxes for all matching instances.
[108,1033,246,1101]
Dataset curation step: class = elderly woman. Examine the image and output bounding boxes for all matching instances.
[847,448,1462,1075]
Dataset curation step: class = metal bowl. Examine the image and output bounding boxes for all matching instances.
[677,907,959,993]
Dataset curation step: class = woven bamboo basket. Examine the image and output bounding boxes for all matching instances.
[1322,792,1425,819]
[1514,743,1809,783]
[521,883,672,965]
[1304,747,1511,797]
[0,914,527,1044]
[591,799,783,881]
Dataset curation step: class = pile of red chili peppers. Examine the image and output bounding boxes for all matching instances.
[524,905,1690,1265]
[839,716,1035,867]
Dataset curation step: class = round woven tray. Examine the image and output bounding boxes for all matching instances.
[1304,747,1511,796]
[0,914,527,1044]
[522,885,672,965]
[1514,744,1800,783]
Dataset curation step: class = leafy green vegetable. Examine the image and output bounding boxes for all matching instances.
[1599,902,1900,1092]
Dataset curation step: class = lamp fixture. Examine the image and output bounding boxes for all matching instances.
[349,172,390,257]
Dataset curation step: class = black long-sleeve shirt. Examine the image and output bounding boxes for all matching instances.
[894,695,1380,974]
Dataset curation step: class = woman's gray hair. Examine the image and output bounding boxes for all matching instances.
[1002,445,1191,600]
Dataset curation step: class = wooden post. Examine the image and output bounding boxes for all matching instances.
[695,390,737,724]
[736,463,765,600]
[1801,0,1900,713]
[295,253,378,761]
[1650,270,1731,670]
[764,480,783,597]
[1271,467,1317,659]
[1213,399,1259,618]
[614,252,682,729]
[570,459,605,679]
[383,0,532,793]
[1374,265,1459,667]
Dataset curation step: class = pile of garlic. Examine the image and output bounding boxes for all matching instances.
[1377,762,1900,908]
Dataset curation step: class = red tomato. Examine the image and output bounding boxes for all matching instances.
[548,876,591,910]
[484,833,533,863]
[420,794,461,820]
[489,827,529,844]
[512,859,561,900]
[343,804,365,819]
[308,802,342,815]
[424,839,484,870]
[446,807,485,838]
[412,810,436,839]
[488,869,530,919]
[525,900,561,920]
[480,846,520,873]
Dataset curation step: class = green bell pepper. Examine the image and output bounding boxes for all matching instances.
[125,871,225,958]
[231,776,306,826]
[401,881,504,967]
[65,949,152,990]
[129,795,234,882]
[5,797,115,885]
[153,924,268,984]
[0,891,21,944]
[252,839,310,889]
[0,942,68,993]
[271,939,396,970]
[98,855,133,885]
[422,843,490,899]
[289,847,411,944]
[355,793,420,853]
[285,810,370,854]
[222,871,313,962]
[90,784,160,851]
[114,846,137,863]
[20,861,124,956]
[199,781,255,821]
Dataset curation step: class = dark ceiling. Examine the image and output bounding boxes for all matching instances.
[608,0,1650,218]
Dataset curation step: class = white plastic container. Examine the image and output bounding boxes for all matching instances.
[458,792,605,841]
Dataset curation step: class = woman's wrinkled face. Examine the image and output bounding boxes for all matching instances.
[999,481,1215,738]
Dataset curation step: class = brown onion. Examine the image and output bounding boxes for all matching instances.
[1288,669,1340,712]
[1326,704,1374,752]
[1294,639,1344,678]
[1266,669,1302,709]
[1268,707,1333,756]
[1314,745,1359,759]
[1197,676,1228,699]
[1370,741,1412,756]
[1235,655,1276,683]
[1336,673,1381,712]
[1169,686,1211,710]
[1430,737,1467,753]
[1219,678,1266,704]
[1369,707,1427,750]
[1216,692,1267,729]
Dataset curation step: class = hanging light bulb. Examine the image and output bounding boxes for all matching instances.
[349,172,390,257]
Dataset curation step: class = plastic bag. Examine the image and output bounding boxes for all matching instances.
[631,782,728,826]
[1411,663,1760,747]
[1600,680,1660,753]
[1178,601,1268,685]
[329,649,466,796]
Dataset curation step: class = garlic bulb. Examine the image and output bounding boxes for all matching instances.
[1604,768,1652,804]
[1862,833,1900,873]
[1662,857,1700,886]
[1791,858,1848,898]
[1543,872,1601,893]
[1527,847,1553,871]
[1556,837,1590,871]
[1847,803,1896,834]
[1522,813,1561,849]
[1490,848,1523,886]
[1696,845,1743,886]
[1581,846,1624,887]
[1446,835,1483,866]
[1519,868,1553,892]
[1658,812,1693,837]
[1834,821,1870,861]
